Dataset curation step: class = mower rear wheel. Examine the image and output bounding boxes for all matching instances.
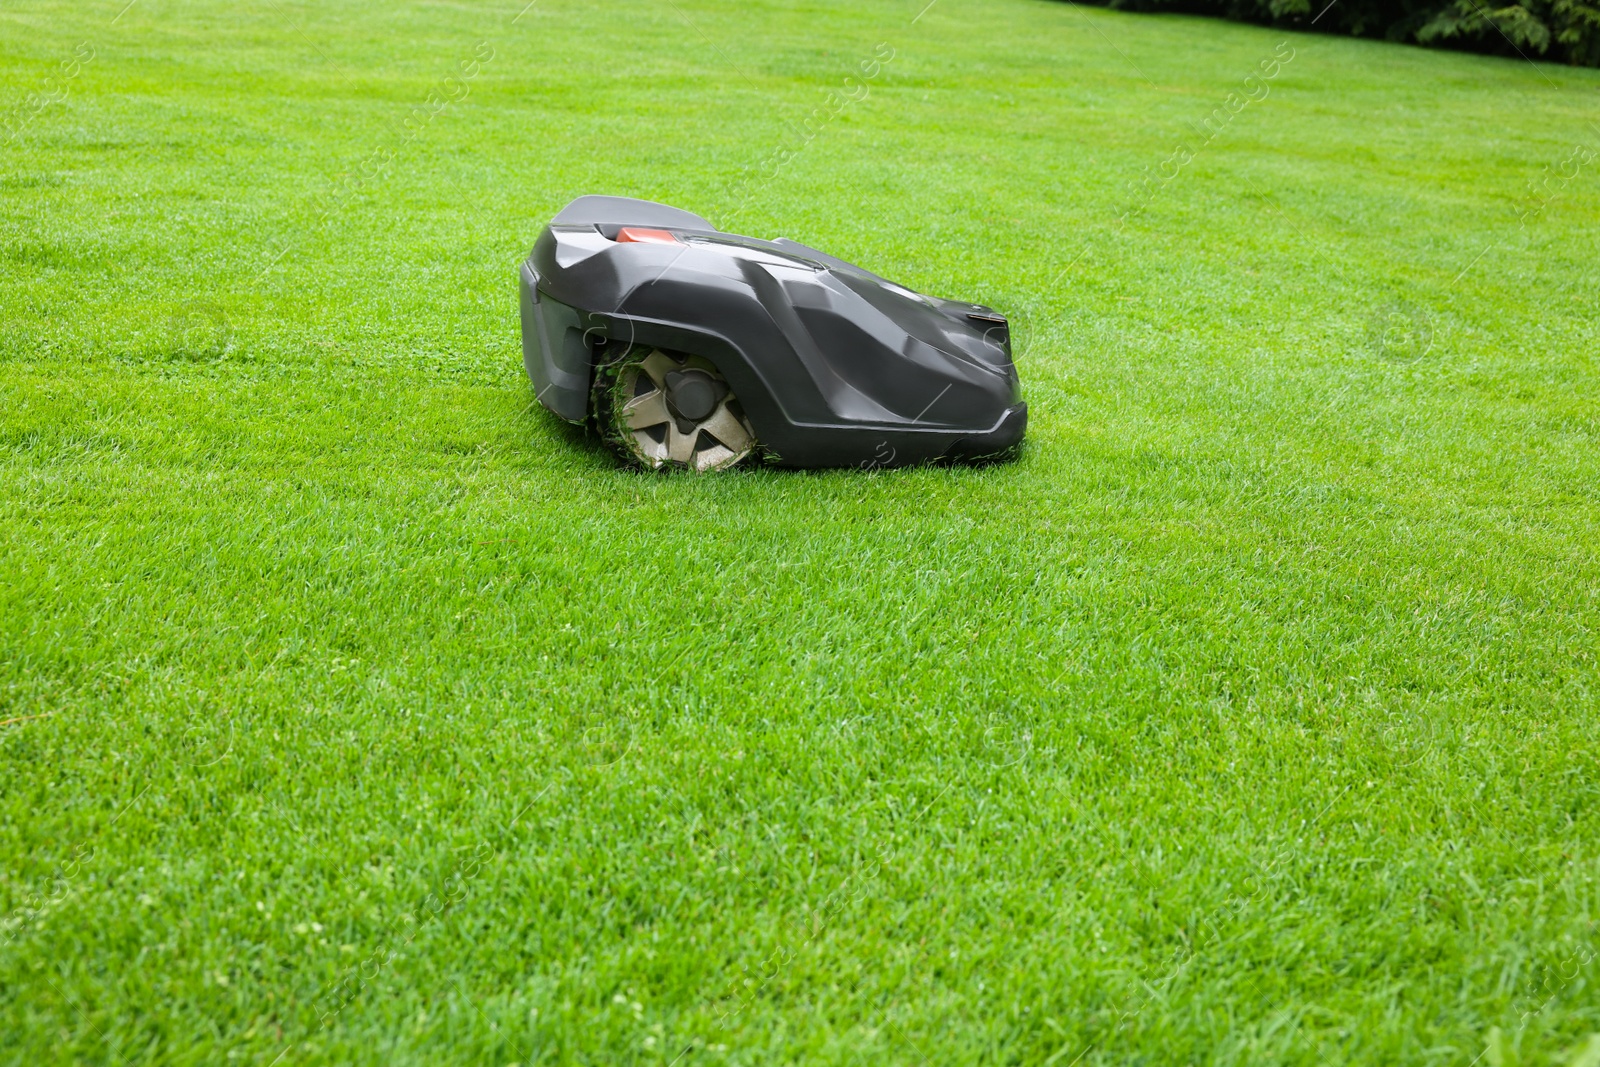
[594,346,758,472]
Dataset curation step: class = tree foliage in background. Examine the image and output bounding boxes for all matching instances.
[1076,0,1600,65]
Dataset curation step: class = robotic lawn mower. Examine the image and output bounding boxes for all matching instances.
[518,196,1027,471]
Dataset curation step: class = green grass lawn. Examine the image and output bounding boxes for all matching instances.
[3,0,1599,1063]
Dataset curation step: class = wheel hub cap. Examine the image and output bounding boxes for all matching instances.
[664,369,720,422]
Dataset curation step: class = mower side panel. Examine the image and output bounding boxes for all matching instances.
[579,312,1026,469]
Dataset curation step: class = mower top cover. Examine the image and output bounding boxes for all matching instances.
[518,195,1026,471]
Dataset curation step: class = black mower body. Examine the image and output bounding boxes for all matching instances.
[519,196,1026,468]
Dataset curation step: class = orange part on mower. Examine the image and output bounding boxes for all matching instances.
[615,227,680,244]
